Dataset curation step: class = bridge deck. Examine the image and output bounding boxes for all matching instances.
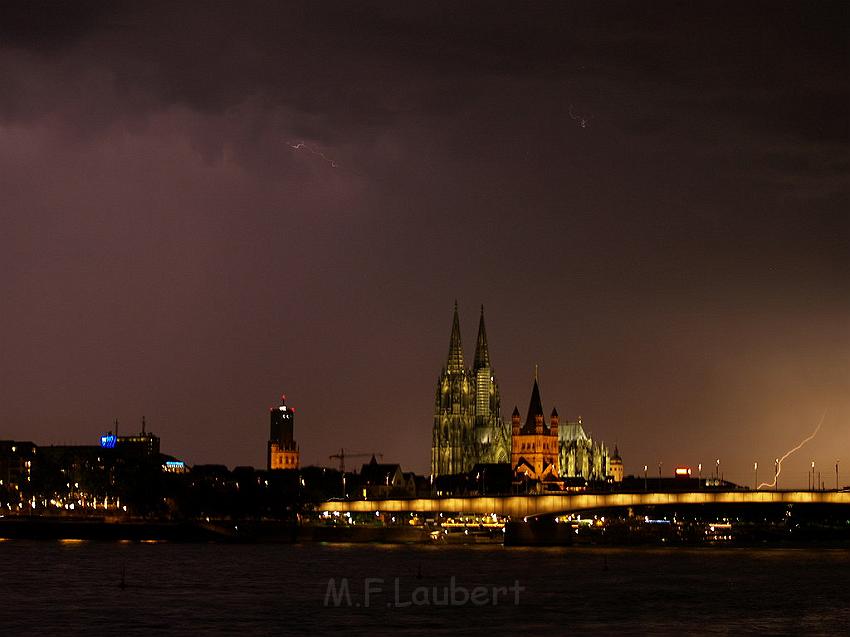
[318,491,850,518]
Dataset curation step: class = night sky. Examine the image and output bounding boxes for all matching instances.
[1,2,847,486]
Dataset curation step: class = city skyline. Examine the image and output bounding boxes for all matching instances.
[1,3,847,486]
[4,300,845,490]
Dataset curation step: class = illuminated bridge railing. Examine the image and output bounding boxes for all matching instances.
[317,491,850,519]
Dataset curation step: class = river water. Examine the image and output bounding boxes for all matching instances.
[0,541,847,635]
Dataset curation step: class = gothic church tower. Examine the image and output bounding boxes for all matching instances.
[472,306,509,464]
[431,303,509,476]
[510,375,559,482]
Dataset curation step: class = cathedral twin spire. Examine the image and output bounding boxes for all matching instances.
[446,301,490,374]
[446,301,466,374]
[433,302,508,475]
[473,305,490,371]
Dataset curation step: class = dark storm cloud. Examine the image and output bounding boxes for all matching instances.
[1,1,845,198]
[1,1,847,481]
[3,3,843,130]
[0,0,113,51]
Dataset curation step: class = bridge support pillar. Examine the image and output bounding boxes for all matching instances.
[504,517,573,546]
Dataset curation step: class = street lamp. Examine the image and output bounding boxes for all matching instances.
[754,461,758,490]
[715,458,720,481]
[836,460,840,490]
[698,463,702,489]
[658,462,662,481]
[644,465,648,491]
[810,460,815,491]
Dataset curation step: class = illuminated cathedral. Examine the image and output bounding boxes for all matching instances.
[430,303,617,483]
[430,304,511,476]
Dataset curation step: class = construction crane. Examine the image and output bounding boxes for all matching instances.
[329,449,383,473]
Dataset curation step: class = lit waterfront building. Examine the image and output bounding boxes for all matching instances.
[0,440,36,498]
[98,416,160,457]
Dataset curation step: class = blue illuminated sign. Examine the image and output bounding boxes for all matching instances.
[100,434,117,448]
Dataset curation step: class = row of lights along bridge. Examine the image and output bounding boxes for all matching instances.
[640,459,841,491]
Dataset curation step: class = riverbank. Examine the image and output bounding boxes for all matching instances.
[3,515,850,546]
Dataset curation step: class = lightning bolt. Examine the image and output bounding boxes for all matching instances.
[757,411,826,490]
[287,141,338,168]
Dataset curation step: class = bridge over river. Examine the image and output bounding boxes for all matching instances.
[318,490,850,519]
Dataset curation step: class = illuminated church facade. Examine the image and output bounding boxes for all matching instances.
[558,415,611,481]
[510,377,560,482]
[510,375,611,484]
[430,304,511,476]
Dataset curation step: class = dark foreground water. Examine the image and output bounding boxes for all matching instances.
[1,541,848,636]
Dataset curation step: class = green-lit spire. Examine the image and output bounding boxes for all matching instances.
[446,301,465,374]
[473,304,490,371]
